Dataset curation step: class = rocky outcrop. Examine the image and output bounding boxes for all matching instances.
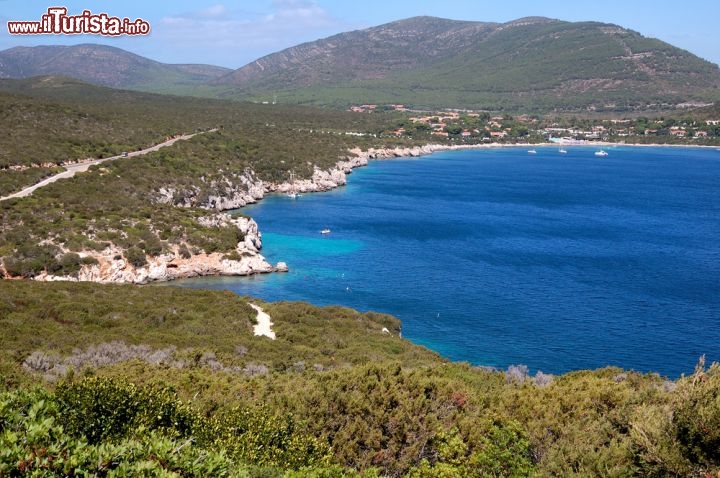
[348,144,450,160]
[33,216,287,284]
[272,163,355,195]
[272,144,461,195]
[153,144,452,211]
[270,145,452,196]
[156,170,267,211]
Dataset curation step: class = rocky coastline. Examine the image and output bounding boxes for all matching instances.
[199,143,461,211]
[25,143,457,284]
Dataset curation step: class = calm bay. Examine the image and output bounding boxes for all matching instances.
[174,146,720,378]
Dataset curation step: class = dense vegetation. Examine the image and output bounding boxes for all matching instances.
[0,76,406,172]
[1,280,720,476]
[0,78,414,278]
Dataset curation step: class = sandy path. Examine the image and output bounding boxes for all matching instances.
[249,303,276,339]
[0,128,217,202]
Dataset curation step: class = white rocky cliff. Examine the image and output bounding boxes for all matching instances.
[33,216,287,284]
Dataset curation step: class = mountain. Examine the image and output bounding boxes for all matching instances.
[0,44,231,92]
[214,16,720,111]
[2,17,719,112]
[215,16,497,88]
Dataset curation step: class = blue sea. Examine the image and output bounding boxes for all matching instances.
[175,146,720,378]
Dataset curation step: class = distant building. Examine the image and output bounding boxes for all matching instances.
[669,127,686,137]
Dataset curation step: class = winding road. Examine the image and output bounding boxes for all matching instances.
[0,128,217,202]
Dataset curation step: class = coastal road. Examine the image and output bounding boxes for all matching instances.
[0,128,218,202]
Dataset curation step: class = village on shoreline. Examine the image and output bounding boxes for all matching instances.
[348,103,720,147]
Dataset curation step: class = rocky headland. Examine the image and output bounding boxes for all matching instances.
[22,143,458,284]
[28,216,287,285]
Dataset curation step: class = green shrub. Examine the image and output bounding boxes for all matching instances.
[672,360,720,470]
[125,246,147,267]
[56,252,83,276]
[0,386,247,477]
[223,250,242,261]
[55,376,196,444]
[197,406,332,470]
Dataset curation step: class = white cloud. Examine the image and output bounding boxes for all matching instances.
[164,3,229,20]
[152,1,343,67]
[266,0,333,25]
[201,4,227,18]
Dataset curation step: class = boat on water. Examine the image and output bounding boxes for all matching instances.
[594,150,609,157]
[320,228,331,235]
[559,148,568,154]
[527,149,537,154]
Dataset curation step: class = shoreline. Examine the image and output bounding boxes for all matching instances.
[259,139,720,204]
[13,139,718,284]
[223,139,718,279]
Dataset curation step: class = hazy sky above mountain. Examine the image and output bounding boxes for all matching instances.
[2,1,719,68]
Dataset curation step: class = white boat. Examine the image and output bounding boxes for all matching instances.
[527,149,537,154]
[559,148,568,154]
[594,150,608,157]
[320,228,331,235]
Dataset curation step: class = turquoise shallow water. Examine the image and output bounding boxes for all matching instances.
[174,146,720,378]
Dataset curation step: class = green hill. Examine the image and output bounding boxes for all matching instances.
[215,16,720,111]
[0,44,231,92]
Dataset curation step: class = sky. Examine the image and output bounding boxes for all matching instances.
[2,1,719,70]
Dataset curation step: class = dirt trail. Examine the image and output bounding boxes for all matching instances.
[0,128,217,201]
